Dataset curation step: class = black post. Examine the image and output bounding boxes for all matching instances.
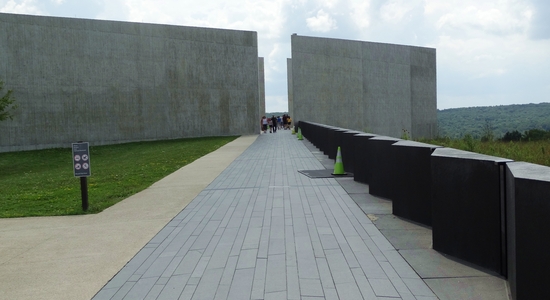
[80,176,88,211]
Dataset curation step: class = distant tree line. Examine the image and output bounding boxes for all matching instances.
[437,103,550,141]
[501,129,550,142]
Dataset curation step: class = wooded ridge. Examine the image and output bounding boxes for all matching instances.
[437,102,550,139]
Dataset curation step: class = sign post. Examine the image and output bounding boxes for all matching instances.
[72,142,91,211]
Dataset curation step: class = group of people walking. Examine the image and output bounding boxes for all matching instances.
[260,114,292,133]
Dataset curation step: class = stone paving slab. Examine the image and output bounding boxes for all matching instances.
[93,130,437,300]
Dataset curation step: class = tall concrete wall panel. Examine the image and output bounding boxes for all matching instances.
[363,42,412,135]
[291,35,436,139]
[258,57,265,119]
[291,36,363,130]
[410,47,437,138]
[287,58,293,118]
[0,13,260,152]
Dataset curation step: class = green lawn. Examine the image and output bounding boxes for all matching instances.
[0,136,238,218]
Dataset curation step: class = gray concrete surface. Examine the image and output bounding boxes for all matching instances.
[0,12,260,152]
[0,135,257,300]
[259,57,265,117]
[287,58,293,118]
[290,35,437,139]
[93,130,438,299]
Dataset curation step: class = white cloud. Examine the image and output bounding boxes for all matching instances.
[317,0,339,10]
[266,95,289,112]
[528,0,550,39]
[428,1,532,37]
[348,0,371,30]
[379,0,416,23]
[421,0,550,109]
[306,9,337,32]
[267,43,283,74]
[0,0,42,14]
[111,0,287,41]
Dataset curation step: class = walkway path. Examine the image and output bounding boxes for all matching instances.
[93,130,437,300]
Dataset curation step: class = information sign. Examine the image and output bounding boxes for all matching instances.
[72,142,91,177]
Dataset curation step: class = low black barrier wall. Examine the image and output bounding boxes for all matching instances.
[298,121,313,144]
[301,122,349,160]
[324,127,344,159]
[431,148,512,275]
[367,136,402,200]
[506,162,550,300]
[391,141,442,227]
[319,125,333,156]
[352,133,378,184]
[341,131,363,174]
[331,128,350,160]
[307,122,325,150]
[298,121,550,299]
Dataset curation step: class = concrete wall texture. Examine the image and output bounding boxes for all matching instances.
[290,35,437,139]
[0,13,261,152]
[286,58,294,119]
[258,57,265,118]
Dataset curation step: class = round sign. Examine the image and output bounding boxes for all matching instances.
[75,163,81,170]
[82,154,89,161]
[83,163,89,169]
[74,155,81,162]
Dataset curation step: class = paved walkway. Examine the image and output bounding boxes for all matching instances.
[93,130,437,300]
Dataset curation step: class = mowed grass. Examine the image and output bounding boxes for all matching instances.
[420,138,550,167]
[0,136,238,218]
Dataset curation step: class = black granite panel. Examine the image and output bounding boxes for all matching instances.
[319,125,331,152]
[391,141,441,227]
[325,127,337,158]
[431,148,511,275]
[352,133,378,184]
[331,128,349,160]
[506,162,550,300]
[304,122,326,151]
[341,131,363,173]
[299,121,314,144]
[308,122,323,149]
[367,136,402,200]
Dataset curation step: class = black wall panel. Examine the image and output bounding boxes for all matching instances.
[391,141,441,226]
[431,148,511,275]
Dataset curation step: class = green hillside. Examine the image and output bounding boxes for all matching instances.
[437,103,550,139]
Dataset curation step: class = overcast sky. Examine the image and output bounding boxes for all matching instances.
[2,0,549,111]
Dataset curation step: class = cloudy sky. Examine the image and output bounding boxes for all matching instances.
[2,0,549,111]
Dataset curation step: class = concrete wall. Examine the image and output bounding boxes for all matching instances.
[287,58,293,119]
[258,57,265,118]
[290,35,436,139]
[0,13,260,152]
